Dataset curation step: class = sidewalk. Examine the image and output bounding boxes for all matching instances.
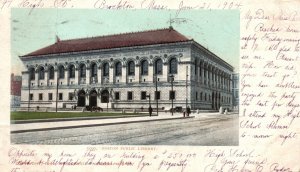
[11,112,194,133]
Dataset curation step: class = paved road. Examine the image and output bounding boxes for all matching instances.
[11,114,238,145]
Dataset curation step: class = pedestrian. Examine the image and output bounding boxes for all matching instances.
[148,106,153,117]
[187,106,191,117]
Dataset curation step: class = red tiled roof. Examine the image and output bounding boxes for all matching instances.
[21,27,191,57]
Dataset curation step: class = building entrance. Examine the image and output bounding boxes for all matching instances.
[101,90,109,103]
[89,90,97,107]
[77,90,86,107]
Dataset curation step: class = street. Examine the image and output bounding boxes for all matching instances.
[11,114,238,145]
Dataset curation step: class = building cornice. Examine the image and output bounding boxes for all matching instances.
[191,41,234,71]
[19,41,192,61]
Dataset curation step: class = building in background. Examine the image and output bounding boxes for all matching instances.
[19,27,233,111]
[232,73,239,111]
[11,73,22,108]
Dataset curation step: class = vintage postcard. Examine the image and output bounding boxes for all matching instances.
[10,9,239,146]
[1,0,300,171]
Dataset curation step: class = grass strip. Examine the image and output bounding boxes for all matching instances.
[11,111,146,120]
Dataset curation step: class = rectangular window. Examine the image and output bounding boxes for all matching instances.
[155,91,161,100]
[141,91,147,100]
[48,93,53,101]
[196,92,198,100]
[127,91,133,100]
[30,94,33,101]
[59,93,63,100]
[169,91,175,100]
[115,92,120,100]
[39,93,43,100]
[235,90,238,98]
[69,92,74,100]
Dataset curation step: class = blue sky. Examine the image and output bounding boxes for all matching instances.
[11,9,239,75]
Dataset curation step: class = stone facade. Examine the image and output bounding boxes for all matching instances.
[20,29,234,110]
[232,73,239,111]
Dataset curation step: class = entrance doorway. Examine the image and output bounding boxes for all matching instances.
[77,90,86,107]
[89,90,97,107]
[101,90,109,103]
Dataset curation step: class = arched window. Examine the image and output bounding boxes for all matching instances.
[49,66,54,79]
[141,60,148,75]
[154,59,163,75]
[38,67,45,80]
[29,68,35,80]
[128,61,135,76]
[169,58,178,74]
[103,63,109,77]
[58,66,65,79]
[115,62,122,76]
[69,65,75,78]
[91,63,97,77]
[79,64,86,78]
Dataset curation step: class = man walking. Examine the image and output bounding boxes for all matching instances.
[187,106,191,117]
[148,106,153,117]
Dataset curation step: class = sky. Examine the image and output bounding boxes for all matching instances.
[11,9,239,75]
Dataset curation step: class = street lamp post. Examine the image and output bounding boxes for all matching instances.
[155,75,158,116]
[107,97,108,112]
[55,72,59,112]
[110,88,113,110]
[169,74,174,116]
[28,76,31,112]
[104,90,108,112]
[186,66,188,113]
[104,78,109,112]
[146,94,151,116]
